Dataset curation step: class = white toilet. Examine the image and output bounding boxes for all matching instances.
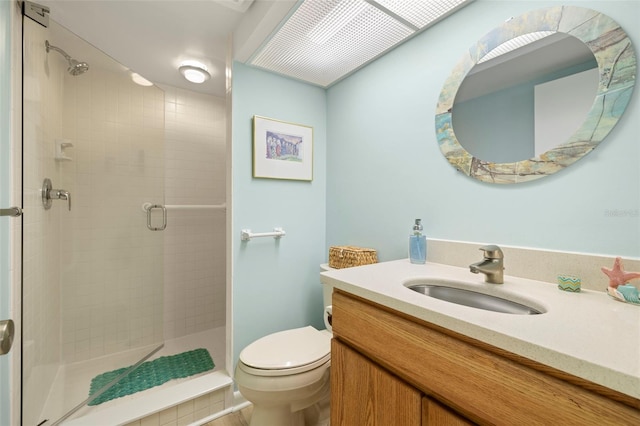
[234,266,334,426]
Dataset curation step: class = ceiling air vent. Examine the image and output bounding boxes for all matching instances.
[248,0,472,87]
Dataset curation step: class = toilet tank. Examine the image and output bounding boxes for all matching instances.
[320,263,334,308]
[320,264,336,331]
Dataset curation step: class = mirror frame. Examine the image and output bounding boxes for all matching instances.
[435,6,636,184]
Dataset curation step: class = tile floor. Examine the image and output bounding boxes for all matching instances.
[204,406,252,426]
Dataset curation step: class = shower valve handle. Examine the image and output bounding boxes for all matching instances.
[42,178,71,211]
[52,190,71,211]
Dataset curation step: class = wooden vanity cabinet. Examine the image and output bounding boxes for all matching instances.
[332,338,472,425]
[423,398,473,426]
[331,339,421,425]
[330,289,640,425]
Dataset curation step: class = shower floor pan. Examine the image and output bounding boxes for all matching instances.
[40,326,229,425]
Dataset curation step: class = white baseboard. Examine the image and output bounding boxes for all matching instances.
[233,390,251,411]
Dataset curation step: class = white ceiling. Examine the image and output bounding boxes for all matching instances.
[39,0,297,97]
[37,0,474,98]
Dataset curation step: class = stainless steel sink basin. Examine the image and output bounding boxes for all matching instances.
[407,284,542,315]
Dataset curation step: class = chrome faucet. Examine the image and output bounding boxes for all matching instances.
[469,245,504,284]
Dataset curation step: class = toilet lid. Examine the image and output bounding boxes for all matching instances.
[239,326,331,372]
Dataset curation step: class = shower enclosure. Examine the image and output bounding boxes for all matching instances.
[22,11,166,426]
[20,3,230,424]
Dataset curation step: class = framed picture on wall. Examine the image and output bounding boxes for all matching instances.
[253,115,313,181]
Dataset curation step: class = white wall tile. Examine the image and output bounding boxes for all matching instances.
[57,68,166,363]
[160,86,226,341]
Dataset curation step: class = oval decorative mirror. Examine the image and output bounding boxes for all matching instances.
[435,6,637,184]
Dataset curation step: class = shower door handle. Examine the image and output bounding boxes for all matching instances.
[0,207,22,217]
[146,204,167,231]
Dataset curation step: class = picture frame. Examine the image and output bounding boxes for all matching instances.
[253,115,313,181]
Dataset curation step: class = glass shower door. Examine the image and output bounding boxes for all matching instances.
[22,14,165,425]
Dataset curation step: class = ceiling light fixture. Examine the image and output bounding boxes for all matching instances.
[131,72,154,86]
[179,61,211,84]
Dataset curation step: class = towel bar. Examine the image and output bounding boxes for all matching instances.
[241,228,286,241]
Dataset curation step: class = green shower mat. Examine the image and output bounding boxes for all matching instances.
[88,348,214,406]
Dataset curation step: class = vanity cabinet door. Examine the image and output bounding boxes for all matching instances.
[423,398,474,426]
[331,339,421,425]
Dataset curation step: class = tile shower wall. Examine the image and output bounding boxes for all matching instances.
[57,51,166,363]
[160,86,226,340]
[22,22,65,425]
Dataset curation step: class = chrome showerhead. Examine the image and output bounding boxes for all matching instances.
[45,40,89,76]
[68,59,90,76]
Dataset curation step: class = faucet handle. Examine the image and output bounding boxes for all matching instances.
[479,244,503,259]
[58,190,71,211]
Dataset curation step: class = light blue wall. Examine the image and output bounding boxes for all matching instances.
[0,1,11,424]
[232,0,638,367]
[232,63,327,364]
[326,0,640,260]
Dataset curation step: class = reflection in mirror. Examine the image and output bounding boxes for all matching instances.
[452,33,598,163]
[435,6,637,184]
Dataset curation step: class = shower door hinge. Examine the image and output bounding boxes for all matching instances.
[23,1,50,28]
[0,319,15,356]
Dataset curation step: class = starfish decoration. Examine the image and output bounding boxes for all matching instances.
[601,257,640,288]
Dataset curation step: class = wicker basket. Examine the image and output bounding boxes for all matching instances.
[329,246,378,269]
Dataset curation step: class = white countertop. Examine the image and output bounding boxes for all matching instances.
[320,259,640,399]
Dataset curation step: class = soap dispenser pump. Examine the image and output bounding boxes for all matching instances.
[409,219,426,264]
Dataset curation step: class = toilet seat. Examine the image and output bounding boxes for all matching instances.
[239,326,331,377]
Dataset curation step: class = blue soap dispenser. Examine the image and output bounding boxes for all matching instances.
[409,219,426,264]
